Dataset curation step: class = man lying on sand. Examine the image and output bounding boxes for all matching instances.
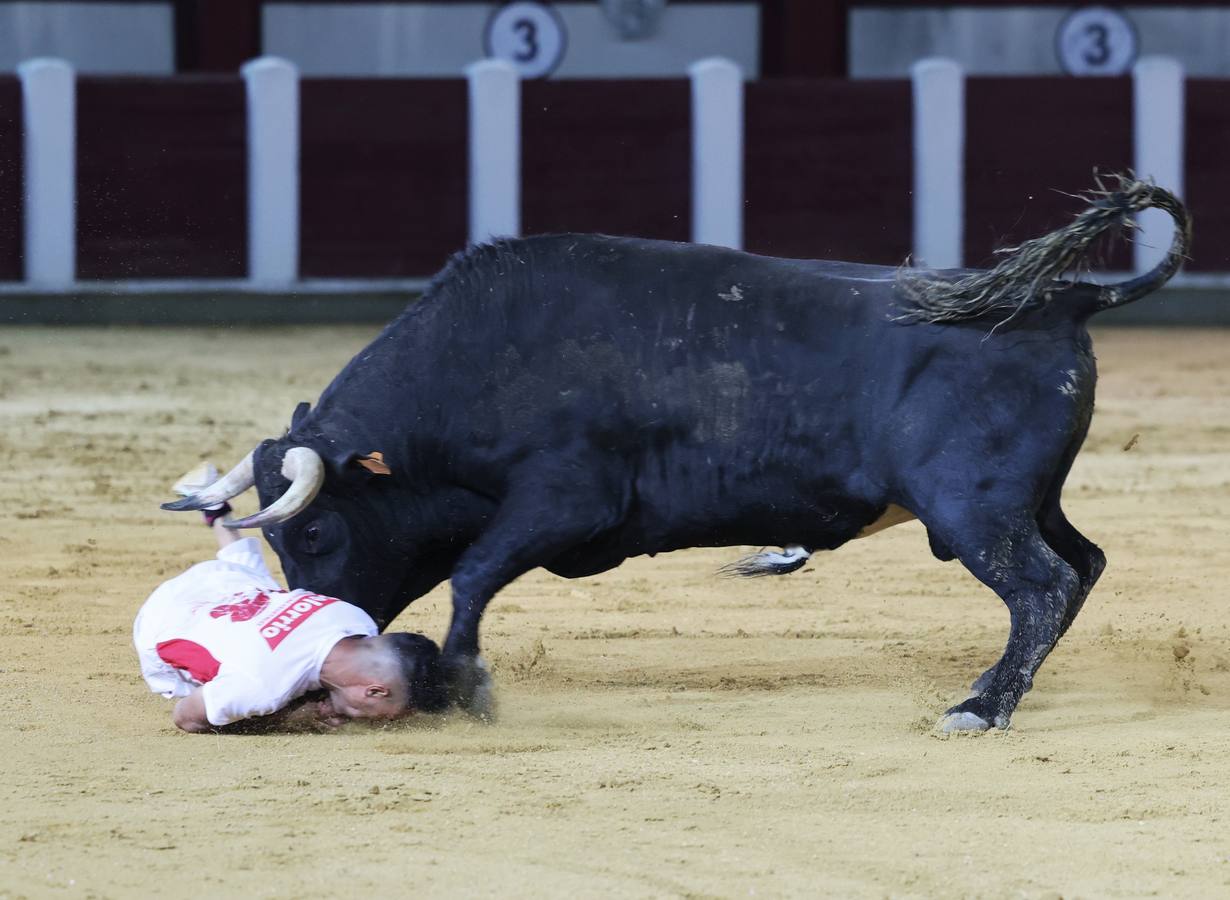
[134,464,446,733]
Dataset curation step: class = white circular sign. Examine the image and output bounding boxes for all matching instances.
[484,2,567,79]
[1056,6,1139,76]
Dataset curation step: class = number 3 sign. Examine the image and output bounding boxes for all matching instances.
[1056,6,1139,76]
[485,2,568,79]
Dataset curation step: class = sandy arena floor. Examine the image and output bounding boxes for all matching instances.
[1,325,1228,898]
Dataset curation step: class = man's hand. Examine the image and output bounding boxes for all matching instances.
[294,694,350,730]
[172,689,213,733]
[212,692,346,734]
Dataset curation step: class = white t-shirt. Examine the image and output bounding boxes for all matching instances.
[133,537,378,726]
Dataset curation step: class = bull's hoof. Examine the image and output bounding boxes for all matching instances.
[936,711,992,734]
[937,694,1011,734]
[441,653,495,721]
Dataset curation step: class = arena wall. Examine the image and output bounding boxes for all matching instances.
[0,55,1226,324]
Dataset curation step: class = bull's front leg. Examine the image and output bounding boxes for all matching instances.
[441,464,628,718]
[440,563,500,719]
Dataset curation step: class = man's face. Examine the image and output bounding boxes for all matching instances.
[319,684,407,727]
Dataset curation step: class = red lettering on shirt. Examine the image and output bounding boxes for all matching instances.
[259,593,338,650]
[209,590,271,622]
[156,639,222,683]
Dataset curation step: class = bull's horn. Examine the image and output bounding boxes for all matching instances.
[161,451,256,512]
[225,447,324,529]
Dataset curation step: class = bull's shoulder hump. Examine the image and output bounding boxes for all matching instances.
[429,233,902,310]
[440,232,899,278]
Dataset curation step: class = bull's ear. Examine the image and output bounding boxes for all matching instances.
[322,448,393,482]
[355,451,393,476]
[290,401,311,429]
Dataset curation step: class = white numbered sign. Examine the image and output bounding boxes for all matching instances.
[484,2,567,79]
[1056,6,1138,76]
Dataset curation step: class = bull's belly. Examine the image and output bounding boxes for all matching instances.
[546,502,916,580]
[662,499,916,551]
[854,503,916,538]
[554,481,913,574]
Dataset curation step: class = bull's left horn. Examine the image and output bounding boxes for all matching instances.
[224,447,325,529]
[161,451,256,512]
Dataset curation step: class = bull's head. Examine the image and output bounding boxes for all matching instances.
[162,434,428,629]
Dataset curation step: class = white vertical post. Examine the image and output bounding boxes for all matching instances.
[689,57,743,250]
[18,59,75,288]
[242,57,299,286]
[467,59,520,244]
[911,58,964,270]
[1133,56,1184,274]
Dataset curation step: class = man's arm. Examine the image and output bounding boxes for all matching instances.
[187,674,338,734]
[212,516,243,549]
[172,690,348,735]
[172,688,213,733]
[214,692,346,734]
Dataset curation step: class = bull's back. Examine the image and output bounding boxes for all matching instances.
[422,235,897,437]
[381,236,915,547]
[358,235,1093,510]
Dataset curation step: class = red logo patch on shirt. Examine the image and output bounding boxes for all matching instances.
[209,590,272,622]
[259,593,338,649]
[156,639,222,683]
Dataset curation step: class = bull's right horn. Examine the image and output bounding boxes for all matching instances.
[161,451,255,512]
[225,447,325,529]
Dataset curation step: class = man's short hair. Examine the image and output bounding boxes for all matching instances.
[384,632,449,713]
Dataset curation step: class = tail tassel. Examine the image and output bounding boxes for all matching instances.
[719,544,812,578]
[896,172,1191,325]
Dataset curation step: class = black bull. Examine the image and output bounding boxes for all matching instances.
[166,178,1190,732]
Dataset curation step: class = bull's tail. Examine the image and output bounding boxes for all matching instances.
[1096,181,1192,312]
[895,174,1192,325]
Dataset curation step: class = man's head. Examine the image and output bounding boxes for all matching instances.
[318,631,448,726]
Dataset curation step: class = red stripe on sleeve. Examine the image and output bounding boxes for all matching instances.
[156,639,222,683]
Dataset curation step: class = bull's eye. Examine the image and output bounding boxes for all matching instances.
[297,512,341,556]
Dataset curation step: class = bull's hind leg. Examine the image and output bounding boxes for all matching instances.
[967,436,1105,697]
[1038,501,1106,639]
[441,460,627,716]
[925,512,1081,732]
[966,499,1102,697]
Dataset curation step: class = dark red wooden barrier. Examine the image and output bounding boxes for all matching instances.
[745,78,912,264]
[76,76,246,279]
[22,72,1230,283]
[0,77,22,281]
[1185,79,1230,272]
[299,79,467,278]
[521,79,691,242]
[965,77,1133,270]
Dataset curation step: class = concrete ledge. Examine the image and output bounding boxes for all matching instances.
[0,283,1228,327]
[0,288,418,325]
[1094,287,1230,327]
